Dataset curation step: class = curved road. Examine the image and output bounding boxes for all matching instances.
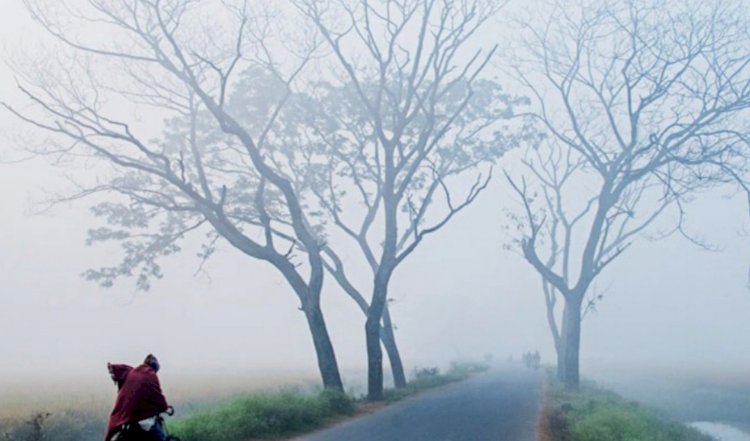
[293,366,541,441]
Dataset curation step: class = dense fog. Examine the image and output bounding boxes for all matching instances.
[1,0,749,391]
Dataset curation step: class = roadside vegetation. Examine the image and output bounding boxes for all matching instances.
[537,371,712,441]
[1,361,489,441]
[0,373,317,441]
[0,407,105,441]
[170,361,489,441]
[169,389,355,441]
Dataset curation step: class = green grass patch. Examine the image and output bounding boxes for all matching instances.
[168,388,354,441]
[542,372,712,441]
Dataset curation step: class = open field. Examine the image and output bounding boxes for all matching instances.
[0,370,321,441]
[588,367,750,426]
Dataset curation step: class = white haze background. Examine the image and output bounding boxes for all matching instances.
[0,0,748,389]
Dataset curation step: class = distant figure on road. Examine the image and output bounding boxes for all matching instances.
[522,351,541,370]
[105,354,171,441]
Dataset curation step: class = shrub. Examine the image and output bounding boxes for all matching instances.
[413,367,440,380]
[2,412,51,441]
[318,389,355,416]
[447,361,490,378]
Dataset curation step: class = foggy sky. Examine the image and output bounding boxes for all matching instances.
[1,0,749,388]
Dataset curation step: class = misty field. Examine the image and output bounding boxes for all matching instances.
[593,368,750,427]
[0,371,322,441]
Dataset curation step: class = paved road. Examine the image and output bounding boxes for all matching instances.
[294,366,541,441]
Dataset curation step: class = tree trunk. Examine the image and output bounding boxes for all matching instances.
[556,350,565,382]
[555,328,566,382]
[304,303,344,391]
[381,305,407,388]
[331,276,406,389]
[556,300,567,382]
[542,282,565,382]
[366,313,384,400]
[366,276,389,400]
[560,297,583,390]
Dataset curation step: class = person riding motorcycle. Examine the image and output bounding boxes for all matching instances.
[105,354,171,441]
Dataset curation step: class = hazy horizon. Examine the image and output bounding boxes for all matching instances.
[1,0,749,391]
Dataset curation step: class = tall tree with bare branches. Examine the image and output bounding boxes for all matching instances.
[294,0,526,400]
[506,0,750,389]
[6,1,347,390]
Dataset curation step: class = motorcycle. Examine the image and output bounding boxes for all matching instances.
[112,406,181,441]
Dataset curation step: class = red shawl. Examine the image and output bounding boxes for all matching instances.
[105,363,169,441]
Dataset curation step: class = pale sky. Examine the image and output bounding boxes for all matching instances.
[0,0,749,392]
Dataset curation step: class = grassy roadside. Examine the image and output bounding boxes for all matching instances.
[169,361,489,441]
[168,388,355,441]
[1,361,488,441]
[537,371,712,441]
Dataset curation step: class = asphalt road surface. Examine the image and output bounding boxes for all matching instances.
[294,366,542,441]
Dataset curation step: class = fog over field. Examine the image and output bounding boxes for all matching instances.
[0,0,749,398]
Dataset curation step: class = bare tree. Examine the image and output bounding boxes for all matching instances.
[506,0,750,389]
[294,0,526,400]
[5,1,346,390]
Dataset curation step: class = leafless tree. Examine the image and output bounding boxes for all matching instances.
[5,0,347,390]
[506,0,750,389]
[293,0,526,400]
